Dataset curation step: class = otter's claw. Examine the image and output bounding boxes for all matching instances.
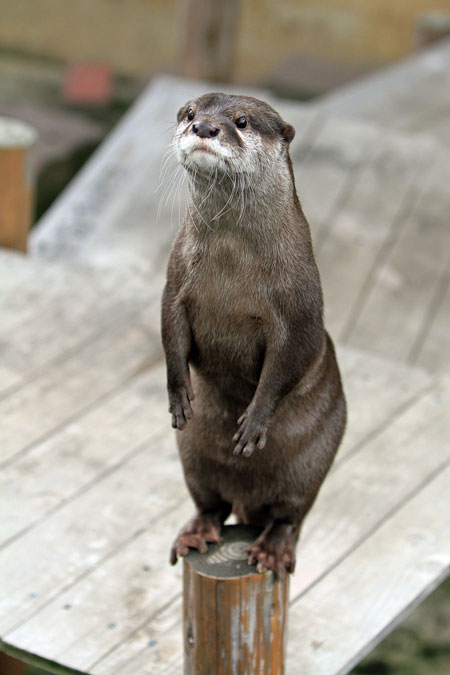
[168,381,194,430]
[233,410,268,457]
[247,526,296,579]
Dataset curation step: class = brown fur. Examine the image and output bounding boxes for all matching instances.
[161,93,346,577]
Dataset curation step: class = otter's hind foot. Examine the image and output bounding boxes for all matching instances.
[170,513,221,565]
[247,522,297,578]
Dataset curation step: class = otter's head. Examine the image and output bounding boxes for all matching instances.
[173,92,295,177]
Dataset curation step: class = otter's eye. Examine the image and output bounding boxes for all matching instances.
[235,116,247,129]
[187,107,195,121]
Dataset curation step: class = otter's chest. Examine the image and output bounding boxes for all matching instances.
[182,235,268,372]
[183,233,267,309]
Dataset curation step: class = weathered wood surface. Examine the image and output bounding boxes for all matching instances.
[31,75,450,376]
[318,38,450,143]
[0,250,449,674]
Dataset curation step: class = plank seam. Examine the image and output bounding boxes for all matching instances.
[289,454,450,608]
[87,595,181,673]
[338,149,437,344]
[0,426,167,551]
[331,380,436,471]
[2,496,189,638]
[314,129,382,256]
[0,303,151,404]
[408,248,450,365]
[0,347,164,472]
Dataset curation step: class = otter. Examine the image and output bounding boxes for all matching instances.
[161,92,346,577]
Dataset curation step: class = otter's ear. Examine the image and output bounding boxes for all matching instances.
[177,105,187,123]
[281,123,295,144]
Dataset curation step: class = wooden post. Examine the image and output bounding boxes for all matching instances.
[183,525,289,674]
[0,652,26,675]
[0,117,37,253]
[176,0,241,82]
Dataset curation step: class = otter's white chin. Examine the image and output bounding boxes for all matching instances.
[187,148,222,170]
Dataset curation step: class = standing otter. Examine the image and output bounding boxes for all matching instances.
[161,93,346,577]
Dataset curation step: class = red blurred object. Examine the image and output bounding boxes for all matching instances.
[63,63,114,105]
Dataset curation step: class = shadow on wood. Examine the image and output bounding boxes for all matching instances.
[183,525,290,674]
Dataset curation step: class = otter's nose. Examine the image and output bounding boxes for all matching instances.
[192,122,220,138]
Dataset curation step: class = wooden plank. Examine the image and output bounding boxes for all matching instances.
[92,597,183,675]
[318,39,450,140]
[0,364,22,395]
[1,500,190,672]
[0,251,75,330]
[334,345,432,461]
[286,463,450,674]
[0,298,162,469]
[345,147,450,369]
[292,116,379,246]
[0,363,168,548]
[289,379,450,601]
[317,128,435,340]
[415,268,450,373]
[0,431,186,636]
[88,374,450,675]
[0,248,162,395]
[0,263,155,398]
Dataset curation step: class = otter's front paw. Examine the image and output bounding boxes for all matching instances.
[168,379,194,430]
[232,409,268,457]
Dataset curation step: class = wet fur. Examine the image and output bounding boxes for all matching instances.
[162,93,346,576]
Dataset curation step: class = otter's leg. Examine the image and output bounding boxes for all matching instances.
[170,498,232,565]
[161,283,194,431]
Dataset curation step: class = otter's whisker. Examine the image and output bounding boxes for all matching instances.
[157,164,184,224]
[212,168,238,221]
[159,146,178,183]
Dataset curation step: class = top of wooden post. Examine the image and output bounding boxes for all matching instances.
[184,524,266,580]
[0,117,37,149]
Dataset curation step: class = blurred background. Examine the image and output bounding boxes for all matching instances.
[1,0,450,223]
[1,1,449,674]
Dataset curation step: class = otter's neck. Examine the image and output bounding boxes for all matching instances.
[185,159,300,236]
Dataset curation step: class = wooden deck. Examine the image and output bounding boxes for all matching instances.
[2,72,450,673]
[1,250,449,674]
